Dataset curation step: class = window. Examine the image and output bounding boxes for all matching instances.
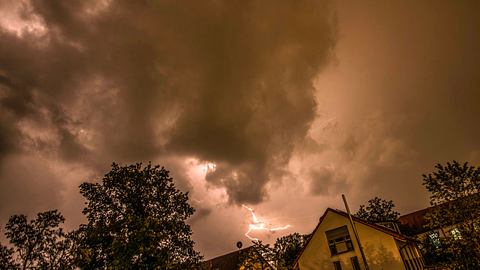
[333,261,342,270]
[326,226,354,256]
[428,232,441,249]
[350,256,361,270]
[450,228,462,240]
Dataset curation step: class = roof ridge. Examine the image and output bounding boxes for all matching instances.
[292,207,417,268]
[328,208,415,241]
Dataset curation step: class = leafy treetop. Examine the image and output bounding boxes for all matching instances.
[251,233,310,270]
[421,161,480,269]
[76,162,201,269]
[355,197,400,223]
[0,210,75,270]
[422,160,479,205]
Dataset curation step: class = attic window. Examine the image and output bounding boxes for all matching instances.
[326,226,354,256]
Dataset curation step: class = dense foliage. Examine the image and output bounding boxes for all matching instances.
[238,247,273,270]
[0,210,75,269]
[355,197,400,223]
[75,163,201,269]
[0,243,18,269]
[252,233,310,270]
[0,163,202,269]
[422,161,480,269]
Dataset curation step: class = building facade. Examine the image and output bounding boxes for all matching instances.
[294,208,424,270]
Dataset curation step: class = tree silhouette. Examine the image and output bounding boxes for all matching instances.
[75,163,201,269]
[273,233,310,269]
[251,233,310,270]
[0,245,18,269]
[422,161,480,269]
[238,246,273,270]
[355,197,400,223]
[0,210,75,269]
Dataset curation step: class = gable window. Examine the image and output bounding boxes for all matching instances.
[333,261,342,270]
[326,225,354,256]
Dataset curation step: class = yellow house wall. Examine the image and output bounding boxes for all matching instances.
[298,210,407,270]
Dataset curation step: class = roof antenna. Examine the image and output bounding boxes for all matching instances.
[342,194,370,270]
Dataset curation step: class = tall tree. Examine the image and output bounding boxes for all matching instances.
[273,233,310,269]
[237,246,273,270]
[422,161,480,269]
[0,210,75,270]
[355,197,400,223]
[75,163,201,269]
[252,233,310,270]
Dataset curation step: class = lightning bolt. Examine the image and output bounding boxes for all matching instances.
[242,205,291,241]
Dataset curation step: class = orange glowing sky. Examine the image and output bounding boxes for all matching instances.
[0,0,479,259]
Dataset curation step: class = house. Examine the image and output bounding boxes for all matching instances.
[199,246,272,270]
[398,206,442,244]
[398,197,480,268]
[398,198,477,245]
[293,208,424,270]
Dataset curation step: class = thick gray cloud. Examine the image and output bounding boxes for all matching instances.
[0,0,337,227]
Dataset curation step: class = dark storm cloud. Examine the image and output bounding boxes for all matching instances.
[158,1,338,203]
[0,0,338,214]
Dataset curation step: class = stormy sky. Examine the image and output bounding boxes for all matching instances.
[0,0,479,259]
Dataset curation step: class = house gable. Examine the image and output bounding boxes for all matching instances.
[296,208,407,270]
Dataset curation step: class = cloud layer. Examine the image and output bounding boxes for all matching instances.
[0,0,336,223]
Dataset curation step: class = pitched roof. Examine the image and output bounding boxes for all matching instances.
[328,208,415,241]
[398,207,431,235]
[293,208,417,268]
[398,193,480,235]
